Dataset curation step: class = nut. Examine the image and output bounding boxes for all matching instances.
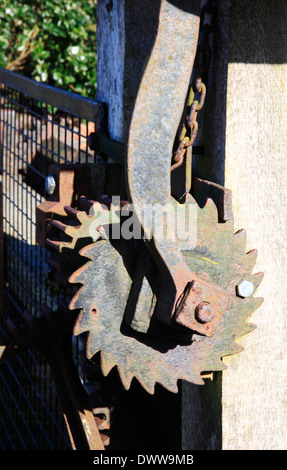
[195,302,215,323]
[45,175,56,196]
[236,280,254,298]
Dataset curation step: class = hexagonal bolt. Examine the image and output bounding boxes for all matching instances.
[236,280,254,298]
[195,302,215,323]
[45,175,56,196]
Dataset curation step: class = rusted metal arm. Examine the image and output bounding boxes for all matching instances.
[127,1,201,229]
[126,0,230,334]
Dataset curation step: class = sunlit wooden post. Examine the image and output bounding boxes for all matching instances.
[222,0,287,450]
[183,0,287,450]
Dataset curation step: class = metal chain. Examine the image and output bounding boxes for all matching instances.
[171,0,214,174]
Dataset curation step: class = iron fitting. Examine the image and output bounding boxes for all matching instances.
[195,301,215,323]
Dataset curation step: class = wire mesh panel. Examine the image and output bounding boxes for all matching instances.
[0,349,72,450]
[0,69,100,449]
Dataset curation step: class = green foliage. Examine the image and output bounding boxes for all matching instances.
[0,0,97,97]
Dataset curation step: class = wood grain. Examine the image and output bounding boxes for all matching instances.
[223,0,287,450]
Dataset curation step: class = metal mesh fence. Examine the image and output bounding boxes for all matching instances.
[0,69,100,449]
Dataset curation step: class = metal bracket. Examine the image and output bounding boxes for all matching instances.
[36,163,105,247]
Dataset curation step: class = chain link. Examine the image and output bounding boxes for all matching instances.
[171,0,214,175]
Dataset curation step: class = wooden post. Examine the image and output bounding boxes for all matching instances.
[96,0,125,142]
[222,0,287,450]
[183,0,287,451]
[96,0,162,143]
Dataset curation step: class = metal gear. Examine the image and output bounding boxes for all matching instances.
[48,195,263,394]
[46,201,108,253]
[45,2,264,395]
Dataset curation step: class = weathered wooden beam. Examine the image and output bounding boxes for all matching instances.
[222,0,287,450]
[183,0,287,451]
[96,0,164,143]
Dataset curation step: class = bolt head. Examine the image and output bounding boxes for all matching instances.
[195,302,215,323]
[45,175,56,196]
[236,280,254,298]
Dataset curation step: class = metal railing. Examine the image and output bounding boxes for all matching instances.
[0,68,101,450]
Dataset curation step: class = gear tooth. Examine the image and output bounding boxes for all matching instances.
[100,352,115,377]
[62,226,75,239]
[230,342,245,355]
[253,297,264,311]
[220,361,229,371]
[72,311,86,336]
[89,201,104,217]
[181,367,205,385]
[251,272,264,292]
[202,198,218,223]
[64,205,81,219]
[214,358,227,371]
[245,249,258,272]
[236,296,263,324]
[179,373,192,384]
[81,335,92,358]
[192,375,205,385]
[222,342,245,357]
[68,262,91,285]
[46,239,64,252]
[185,193,196,205]
[51,219,69,233]
[91,230,101,243]
[85,338,95,360]
[79,212,91,225]
[69,274,83,286]
[138,378,155,395]
[69,291,83,310]
[248,322,257,332]
[73,321,82,337]
[117,367,133,391]
[78,243,97,259]
[238,322,257,337]
[223,217,235,235]
[164,381,179,394]
[202,359,226,374]
[69,292,82,310]
[234,229,246,251]
[157,374,179,394]
[68,275,79,286]
[133,371,156,395]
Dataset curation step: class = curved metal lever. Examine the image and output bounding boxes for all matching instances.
[126,0,230,335]
[127,0,200,227]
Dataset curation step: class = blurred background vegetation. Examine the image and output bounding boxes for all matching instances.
[0,0,97,97]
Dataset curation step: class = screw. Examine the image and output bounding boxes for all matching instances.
[236,280,254,298]
[45,175,56,196]
[195,302,215,323]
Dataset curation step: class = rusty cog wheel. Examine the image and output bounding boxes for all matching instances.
[54,195,264,395]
